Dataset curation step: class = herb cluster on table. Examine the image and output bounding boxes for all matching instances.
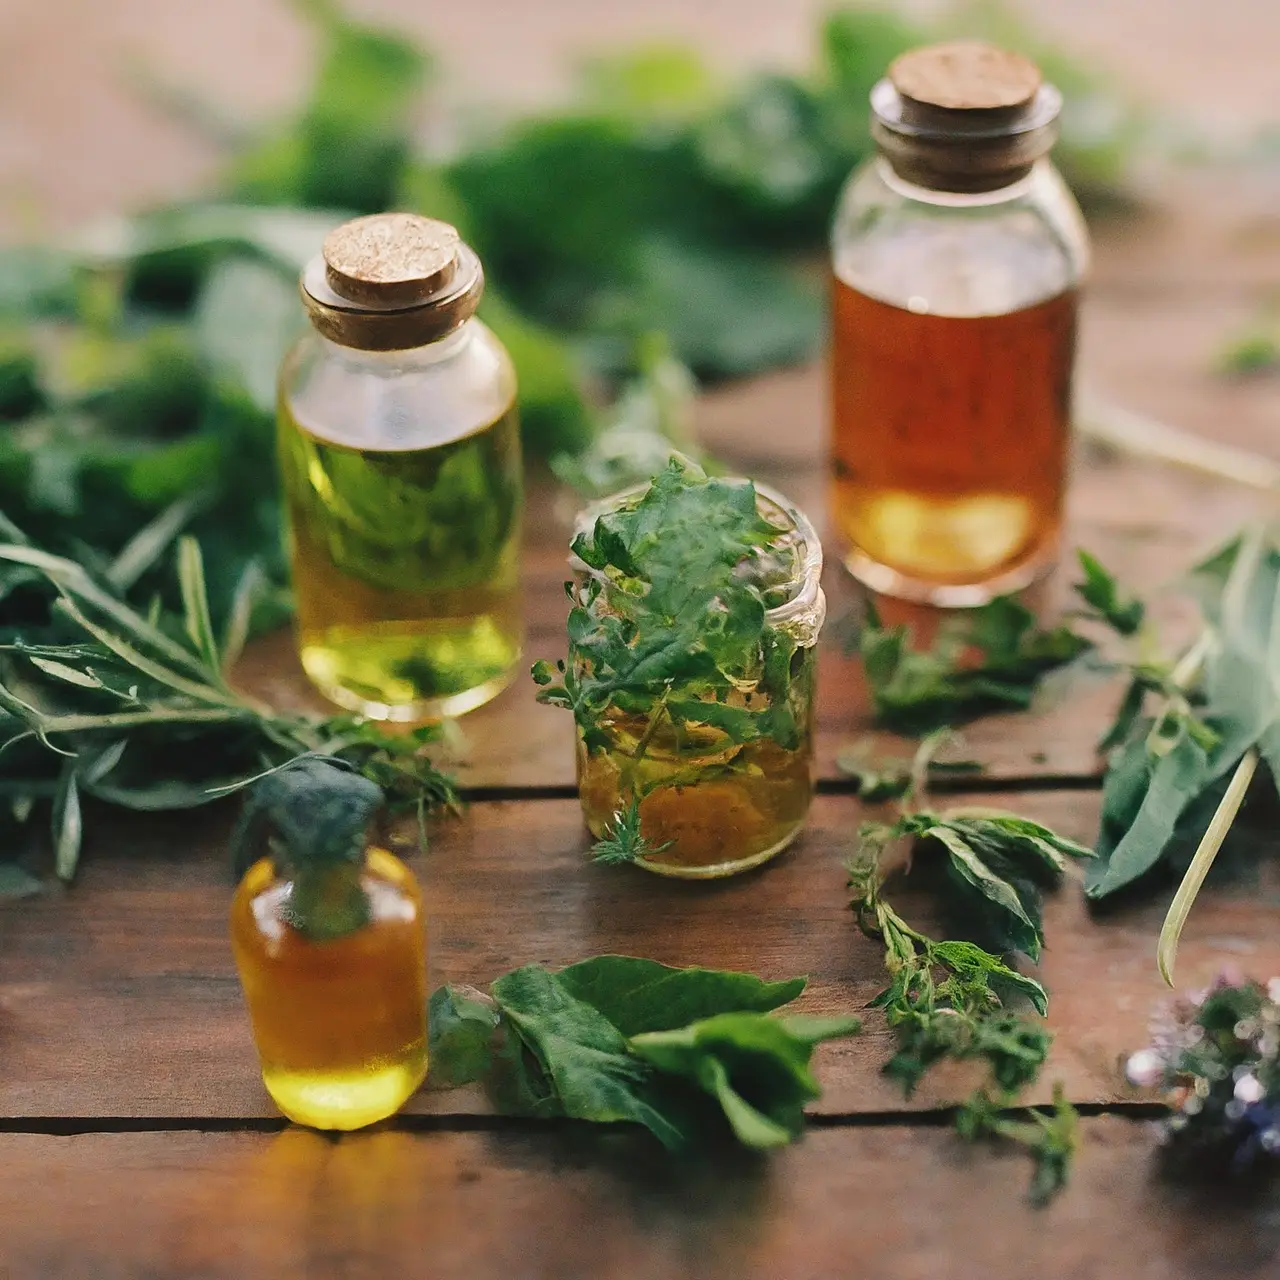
[0,520,457,890]
[848,738,1094,1204]
[532,456,811,868]
[1075,532,1280,985]
[1127,973,1280,1175]
[0,1,1134,631]
[429,954,859,1150]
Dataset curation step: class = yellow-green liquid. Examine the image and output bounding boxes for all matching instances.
[230,851,429,1131]
[277,400,523,720]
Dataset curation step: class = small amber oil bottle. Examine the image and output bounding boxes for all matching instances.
[229,759,428,1130]
[280,213,523,721]
[830,42,1089,605]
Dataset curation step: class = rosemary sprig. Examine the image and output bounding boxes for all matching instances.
[590,799,673,867]
[0,523,458,883]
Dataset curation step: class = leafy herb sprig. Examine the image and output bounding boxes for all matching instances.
[1077,534,1280,985]
[857,595,1092,737]
[849,740,1093,1204]
[534,456,806,860]
[0,520,457,887]
[429,954,860,1150]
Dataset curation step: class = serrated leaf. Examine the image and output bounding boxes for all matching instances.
[926,825,1038,940]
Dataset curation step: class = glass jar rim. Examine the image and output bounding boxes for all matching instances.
[570,474,825,629]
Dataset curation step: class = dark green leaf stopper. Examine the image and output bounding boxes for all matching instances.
[231,756,384,879]
[230,758,386,941]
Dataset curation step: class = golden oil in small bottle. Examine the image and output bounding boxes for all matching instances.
[229,759,429,1131]
[280,213,522,720]
[830,42,1089,606]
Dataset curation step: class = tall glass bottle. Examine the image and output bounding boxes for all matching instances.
[280,213,523,720]
[830,42,1089,606]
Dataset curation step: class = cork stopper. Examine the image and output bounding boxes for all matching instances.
[323,213,460,308]
[869,41,1062,194]
[301,213,484,352]
[890,41,1040,113]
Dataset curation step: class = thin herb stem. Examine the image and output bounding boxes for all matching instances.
[1157,748,1259,987]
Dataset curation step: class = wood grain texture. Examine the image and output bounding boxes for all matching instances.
[3,1121,1279,1280]
[4,791,1279,1122]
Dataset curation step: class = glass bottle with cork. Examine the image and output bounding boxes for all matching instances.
[279,213,523,720]
[830,42,1089,606]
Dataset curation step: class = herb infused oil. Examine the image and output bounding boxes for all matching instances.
[282,213,523,720]
[279,396,521,719]
[829,42,1088,605]
[831,280,1076,589]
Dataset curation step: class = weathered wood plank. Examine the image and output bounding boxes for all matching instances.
[2,1121,1277,1280]
[4,791,1278,1121]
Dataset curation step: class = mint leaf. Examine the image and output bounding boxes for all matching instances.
[857,596,1090,736]
[628,1011,860,1148]
[557,955,805,1037]
[1074,550,1144,636]
[427,984,500,1088]
[490,964,685,1148]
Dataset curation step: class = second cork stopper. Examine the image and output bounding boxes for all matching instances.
[323,213,461,309]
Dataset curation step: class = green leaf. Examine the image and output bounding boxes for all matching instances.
[177,537,221,673]
[1074,549,1144,635]
[556,955,804,1037]
[1087,730,1212,899]
[52,767,82,881]
[858,595,1090,736]
[427,984,501,1087]
[926,824,1039,952]
[490,965,685,1148]
[628,1011,859,1148]
[0,862,44,898]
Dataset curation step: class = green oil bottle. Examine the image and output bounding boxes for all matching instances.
[279,213,523,720]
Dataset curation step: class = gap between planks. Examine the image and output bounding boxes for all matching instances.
[458,773,1106,805]
[0,1101,1168,1137]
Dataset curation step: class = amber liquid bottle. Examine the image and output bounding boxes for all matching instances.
[229,760,429,1131]
[830,42,1089,605]
[832,283,1077,594]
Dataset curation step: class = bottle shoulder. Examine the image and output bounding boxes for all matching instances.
[831,158,1090,317]
[230,850,422,949]
[280,319,517,452]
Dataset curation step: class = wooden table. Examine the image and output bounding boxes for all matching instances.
[3,175,1280,1278]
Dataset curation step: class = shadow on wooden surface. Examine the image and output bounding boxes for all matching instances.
[3,1121,1280,1279]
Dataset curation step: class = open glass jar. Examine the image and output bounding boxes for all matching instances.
[543,462,825,879]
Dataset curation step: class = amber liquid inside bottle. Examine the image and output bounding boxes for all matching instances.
[575,666,816,880]
[831,276,1077,604]
[278,401,523,721]
[230,849,429,1130]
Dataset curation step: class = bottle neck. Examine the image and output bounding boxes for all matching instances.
[317,319,474,376]
[281,858,371,942]
[874,155,1041,208]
